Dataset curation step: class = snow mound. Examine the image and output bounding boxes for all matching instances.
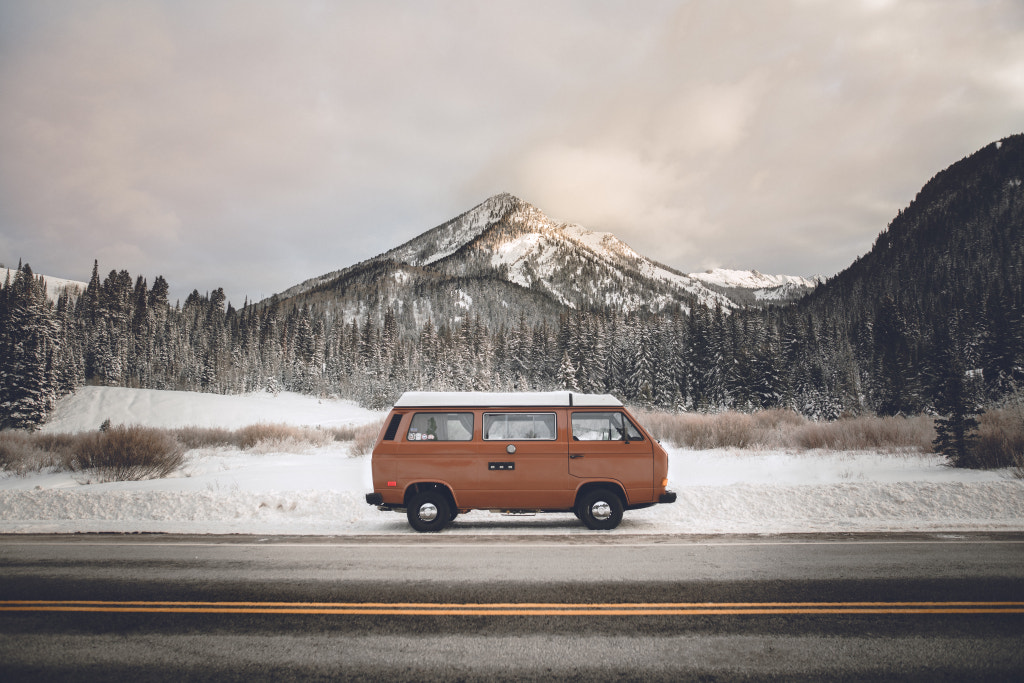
[1,445,1022,535]
[41,386,382,433]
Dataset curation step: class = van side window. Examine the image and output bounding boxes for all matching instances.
[571,412,644,441]
[407,412,474,441]
[483,413,557,441]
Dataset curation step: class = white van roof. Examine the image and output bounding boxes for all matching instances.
[394,391,623,408]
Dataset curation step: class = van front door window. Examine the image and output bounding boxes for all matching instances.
[571,412,643,441]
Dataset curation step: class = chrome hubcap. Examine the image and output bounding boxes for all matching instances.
[418,502,438,522]
[591,501,612,521]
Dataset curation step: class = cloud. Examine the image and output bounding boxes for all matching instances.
[0,0,1021,301]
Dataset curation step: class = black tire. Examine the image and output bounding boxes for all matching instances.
[575,488,624,531]
[407,489,451,533]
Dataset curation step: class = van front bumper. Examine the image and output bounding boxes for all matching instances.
[659,491,677,504]
[365,492,383,506]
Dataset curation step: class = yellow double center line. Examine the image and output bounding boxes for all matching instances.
[2,601,1023,616]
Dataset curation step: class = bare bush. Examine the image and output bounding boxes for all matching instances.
[751,408,806,430]
[1,431,57,474]
[1,418,382,481]
[235,423,335,453]
[350,419,385,456]
[0,431,77,475]
[326,425,358,441]
[638,409,935,452]
[173,426,236,450]
[794,415,935,452]
[975,407,1024,471]
[72,425,185,482]
[637,411,758,449]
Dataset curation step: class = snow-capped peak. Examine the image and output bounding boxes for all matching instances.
[381,193,527,267]
[689,268,819,290]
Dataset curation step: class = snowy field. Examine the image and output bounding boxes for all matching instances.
[1,387,1022,535]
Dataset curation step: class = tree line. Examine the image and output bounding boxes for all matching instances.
[3,255,1021,434]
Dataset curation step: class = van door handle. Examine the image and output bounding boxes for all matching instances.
[569,454,584,459]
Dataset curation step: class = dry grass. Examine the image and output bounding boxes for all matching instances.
[71,425,185,482]
[975,407,1024,472]
[350,419,386,456]
[793,415,935,452]
[637,409,936,453]
[172,423,362,452]
[0,431,74,474]
[1,419,382,481]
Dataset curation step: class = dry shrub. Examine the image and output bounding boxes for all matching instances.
[975,408,1024,471]
[72,425,185,482]
[637,411,757,449]
[0,431,77,475]
[326,425,358,442]
[751,408,806,430]
[173,426,236,450]
[350,419,385,456]
[0,431,57,474]
[793,415,935,452]
[637,409,935,452]
[235,423,336,453]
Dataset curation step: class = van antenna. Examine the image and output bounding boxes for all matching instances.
[569,392,573,406]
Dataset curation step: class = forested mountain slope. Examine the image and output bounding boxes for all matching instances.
[796,134,1024,414]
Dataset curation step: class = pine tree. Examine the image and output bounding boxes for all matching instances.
[0,265,60,429]
[557,351,578,391]
[932,319,984,467]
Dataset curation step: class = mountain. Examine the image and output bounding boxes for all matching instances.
[795,132,1024,415]
[269,193,816,332]
[688,268,821,306]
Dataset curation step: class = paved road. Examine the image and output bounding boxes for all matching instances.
[1,532,1022,681]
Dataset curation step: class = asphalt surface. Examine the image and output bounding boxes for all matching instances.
[1,532,1023,681]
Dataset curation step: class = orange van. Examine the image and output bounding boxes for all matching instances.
[364,391,676,532]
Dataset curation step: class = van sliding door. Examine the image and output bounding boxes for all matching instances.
[478,411,571,509]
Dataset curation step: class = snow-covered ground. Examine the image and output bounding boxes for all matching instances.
[2,387,1022,535]
[40,386,381,432]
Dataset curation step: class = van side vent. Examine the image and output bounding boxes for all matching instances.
[382,414,403,441]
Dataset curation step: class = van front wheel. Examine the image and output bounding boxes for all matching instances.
[407,489,451,533]
[576,488,623,531]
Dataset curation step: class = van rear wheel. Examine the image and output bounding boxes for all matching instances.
[407,489,451,533]
[576,488,624,531]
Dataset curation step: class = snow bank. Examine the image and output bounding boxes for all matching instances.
[41,386,382,433]
[1,445,1021,535]
[1,387,1020,535]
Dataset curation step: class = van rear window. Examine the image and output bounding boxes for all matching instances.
[407,412,474,441]
[382,413,403,441]
[483,413,557,441]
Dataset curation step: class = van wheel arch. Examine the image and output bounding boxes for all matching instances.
[574,484,625,531]
[404,483,457,533]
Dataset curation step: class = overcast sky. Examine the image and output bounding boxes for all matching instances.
[1,0,1022,304]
